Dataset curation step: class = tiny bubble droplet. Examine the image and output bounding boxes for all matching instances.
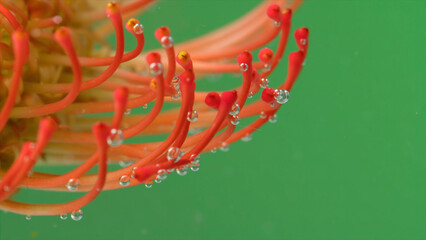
[190,154,200,164]
[177,167,188,176]
[66,178,80,192]
[230,115,240,126]
[268,114,278,123]
[124,108,131,115]
[118,161,134,168]
[157,169,168,181]
[239,63,249,72]
[71,209,83,221]
[260,112,267,119]
[242,133,252,142]
[260,78,269,88]
[211,148,217,153]
[229,104,240,116]
[107,129,124,147]
[220,144,230,152]
[191,164,200,172]
[161,36,174,48]
[167,147,181,162]
[145,183,153,188]
[133,23,144,34]
[187,110,198,122]
[154,179,162,184]
[60,214,68,220]
[149,62,163,76]
[26,215,31,220]
[119,175,131,187]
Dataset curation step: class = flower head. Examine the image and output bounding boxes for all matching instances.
[0,0,308,219]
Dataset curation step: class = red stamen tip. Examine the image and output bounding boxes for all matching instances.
[38,117,58,137]
[93,122,110,148]
[221,90,238,107]
[205,92,221,109]
[267,4,282,23]
[289,50,305,66]
[146,52,161,65]
[154,26,171,42]
[237,51,253,65]
[282,8,292,24]
[113,87,129,106]
[258,48,274,64]
[54,27,71,42]
[134,165,158,183]
[261,88,275,103]
[106,2,120,16]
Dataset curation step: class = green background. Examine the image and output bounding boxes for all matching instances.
[1,0,426,239]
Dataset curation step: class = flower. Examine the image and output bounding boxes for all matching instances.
[0,0,308,219]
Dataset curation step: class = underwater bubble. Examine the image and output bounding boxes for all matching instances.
[66,178,80,192]
[149,62,163,76]
[239,63,248,72]
[268,114,278,123]
[157,169,168,181]
[176,167,188,176]
[191,165,200,172]
[119,175,131,187]
[71,209,83,221]
[167,147,181,162]
[145,183,153,188]
[187,110,199,122]
[230,115,240,126]
[107,128,124,147]
[260,78,269,88]
[133,23,144,34]
[229,104,240,116]
[60,213,68,220]
[241,133,253,142]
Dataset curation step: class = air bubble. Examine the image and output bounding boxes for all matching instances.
[107,128,123,147]
[142,104,148,109]
[167,147,181,162]
[230,115,240,126]
[176,167,188,176]
[124,109,131,115]
[190,154,200,164]
[260,112,267,119]
[118,161,134,168]
[191,165,200,172]
[145,183,153,188]
[133,23,144,34]
[171,90,181,101]
[187,110,198,122]
[71,209,83,221]
[154,179,162,184]
[229,104,240,116]
[66,178,80,192]
[161,36,174,48]
[26,215,31,220]
[149,62,163,76]
[220,144,230,152]
[242,133,253,142]
[239,63,249,72]
[260,78,269,88]
[157,169,168,180]
[268,114,278,123]
[119,175,131,187]
[60,214,68,220]
[300,39,307,45]
[274,89,290,104]
[211,148,217,153]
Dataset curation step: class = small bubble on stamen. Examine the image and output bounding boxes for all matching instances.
[167,147,181,162]
[145,183,153,188]
[260,78,269,88]
[242,133,253,142]
[176,167,188,176]
[133,23,144,34]
[239,63,249,72]
[190,164,200,172]
[142,104,148,109]
[211,148,217,153]
[268,114,278,123]
[26,215,31,220]
[190,154,200,164]
[160,36,174,48]
[124,109,131,115]
[260,112,267,119]
[275,89,290,104]
[187,110,198,122]
[220,143,230,152]
[66,178,80,192]
[71,209,83,221]
[118,161,134,168]
[157,169,168,180]
[274,21,281,27]
[119,175,131,187]
[229,104,240,116]
[60,213,68,220]
[300,39,307,45]
[107,128,124,147]
[230,115,240,126]
[154,179,162,184]
[149,62,163,76]
[171,90,181,101]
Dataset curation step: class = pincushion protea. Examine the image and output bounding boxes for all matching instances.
[0,0,308,220]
